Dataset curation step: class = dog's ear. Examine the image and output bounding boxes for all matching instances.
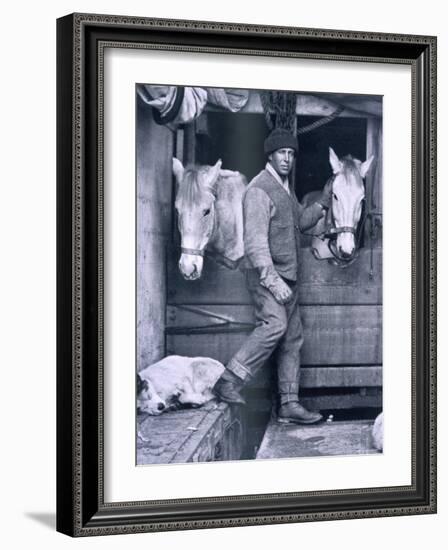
[136,373,148,395]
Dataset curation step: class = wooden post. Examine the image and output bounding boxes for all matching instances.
[184,121,196,165]
[137,101,174,369]
[365,117,383,248]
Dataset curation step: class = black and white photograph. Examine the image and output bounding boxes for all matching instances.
[135,84,383,465]
[0,0,442,545]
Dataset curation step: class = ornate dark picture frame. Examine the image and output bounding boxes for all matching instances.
[56,13,437,537]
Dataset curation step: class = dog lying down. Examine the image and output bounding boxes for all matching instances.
[137,355,224,416]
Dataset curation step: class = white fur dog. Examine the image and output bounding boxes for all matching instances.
[372,412,384,451]
[137,355,224,416]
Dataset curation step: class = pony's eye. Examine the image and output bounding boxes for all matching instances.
[203,208,211,217]
[333,193,339,201]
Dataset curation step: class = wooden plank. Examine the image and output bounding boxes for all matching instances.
[302,366,381,387]
[303,305,382,365]
[256,420,380,460]
[167,253,251,305]
[166,332,243,365]
[167,304,381,329]
[137,401,243,464]
[189,405,245,462]
[166,304,382,365]
[167,331,381,366]
[365,118,383,248]
[243,386,382,414]
[301,390,382,411]
[137,104,174,368]
[233,92,380,118]
[248,366,381,391]
[298,248,382,287]
[298,284,381,305]
[167,249,382,306]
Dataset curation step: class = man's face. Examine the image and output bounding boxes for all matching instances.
[269,148,296,177]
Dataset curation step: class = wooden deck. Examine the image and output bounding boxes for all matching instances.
[137,401,244,465]
[137,402,379,465]
[256,419,380,459]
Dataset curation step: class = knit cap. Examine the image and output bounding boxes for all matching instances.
[263,128,298,155]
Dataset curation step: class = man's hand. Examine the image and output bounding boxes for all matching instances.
[259,266,293,305]
[316,182,332,210]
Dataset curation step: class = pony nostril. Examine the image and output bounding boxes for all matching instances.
[157,403,165,411]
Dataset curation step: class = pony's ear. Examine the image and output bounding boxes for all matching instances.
[329,147,343,174]
[211,158,222,174]
[360,155,374,178]
[172,157,185,183]
[208,159,223,189]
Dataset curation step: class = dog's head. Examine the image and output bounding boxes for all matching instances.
[136,373,167,415]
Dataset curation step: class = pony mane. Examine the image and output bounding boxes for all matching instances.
[176,165,215,206]
[339,155,363,182]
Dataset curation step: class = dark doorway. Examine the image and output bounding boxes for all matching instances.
[199,112,269,180]
[198,113,367,202]
[295,116,367,200]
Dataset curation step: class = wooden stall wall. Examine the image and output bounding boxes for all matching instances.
[137,99,174,370]
[166,248,382,408]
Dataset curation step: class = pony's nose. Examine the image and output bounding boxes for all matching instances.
[338,246,354,258]
[157,402,165,411]
[185,264,198,280]
[179,256,199,279]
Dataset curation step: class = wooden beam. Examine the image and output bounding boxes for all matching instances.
[205,92,381,118]
[301,391,382,410]
[300,366,382,388]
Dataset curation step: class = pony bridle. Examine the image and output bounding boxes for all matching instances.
[324,195,367,264]
[309,175,366,265]
[179,202,217,258]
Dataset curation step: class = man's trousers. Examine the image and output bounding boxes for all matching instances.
[226,269,304,404]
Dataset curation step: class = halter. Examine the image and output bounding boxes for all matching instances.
[329,193,367,264]
[304,175,367,266]
[179,201,217,258]
[180,247,205,257]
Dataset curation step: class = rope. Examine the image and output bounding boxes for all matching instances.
[297,105,345,135]
[260,91,345,136]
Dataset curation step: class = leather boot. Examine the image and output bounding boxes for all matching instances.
[213,376,246,406]
[277,401,323,425]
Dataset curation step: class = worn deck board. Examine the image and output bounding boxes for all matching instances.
[256,420,380,459]
[137,401,244,465]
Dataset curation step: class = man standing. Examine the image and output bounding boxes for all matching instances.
[213,128,331,424]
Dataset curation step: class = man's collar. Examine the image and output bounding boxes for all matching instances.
[265,162,290,193]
